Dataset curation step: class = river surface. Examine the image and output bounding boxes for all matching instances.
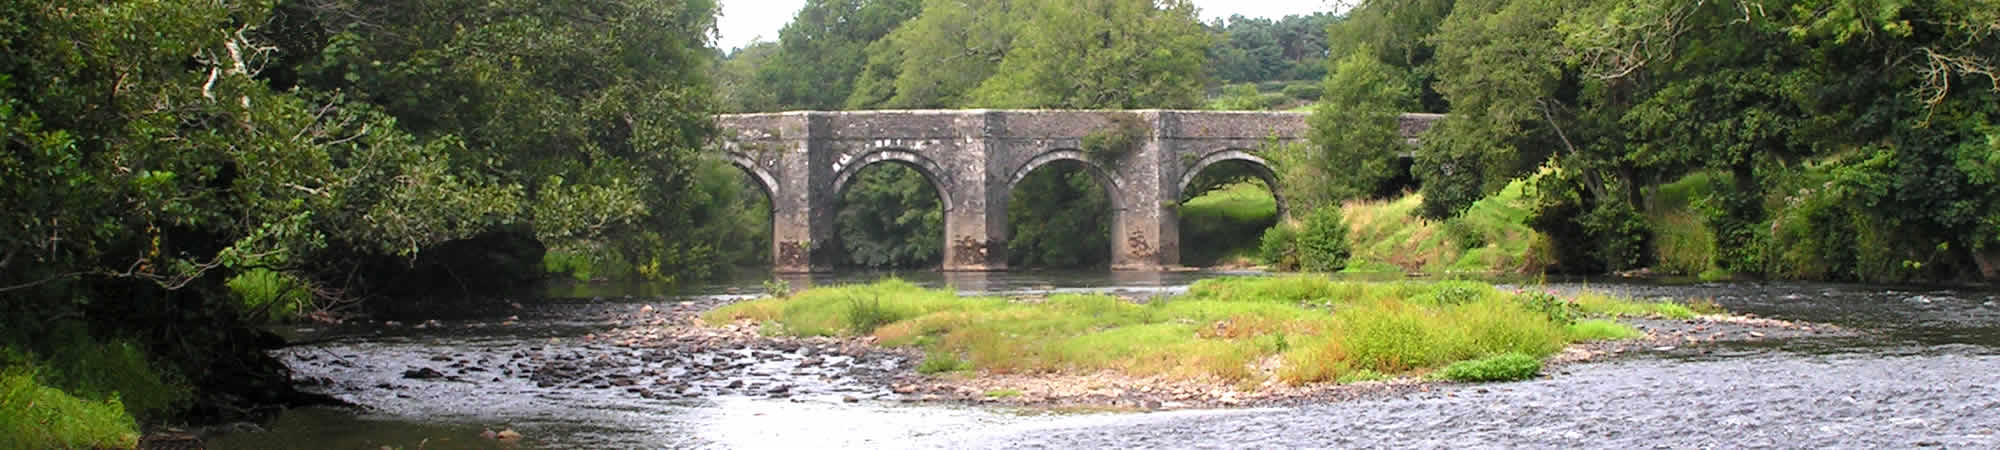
[211,271,2000,449]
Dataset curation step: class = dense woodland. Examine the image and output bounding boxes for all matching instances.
[1,0,1995,444]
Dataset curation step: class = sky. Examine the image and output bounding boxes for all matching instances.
[715,0,1339,51]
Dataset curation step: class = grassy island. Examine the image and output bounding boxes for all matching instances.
[705,276,1699,385]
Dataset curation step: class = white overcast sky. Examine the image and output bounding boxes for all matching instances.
[715,0,1340,51]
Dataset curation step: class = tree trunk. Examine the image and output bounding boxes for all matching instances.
[1976,247,2000,281]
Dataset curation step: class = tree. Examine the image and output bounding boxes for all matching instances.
[1,0,724,425]
[849,0,1018,109]
[758,0,923,110]
[273,0,722,283]
[715,41,783,113]
[1291,46,1416,210]
[969,0,1212,109]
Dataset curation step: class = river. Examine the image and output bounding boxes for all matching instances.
[210,271,2000,449]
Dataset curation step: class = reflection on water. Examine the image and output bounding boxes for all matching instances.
[218,270,2000,449]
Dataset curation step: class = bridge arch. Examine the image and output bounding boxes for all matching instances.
[721,151,779,202]
[829,149,955,209]
[1179,149,1288,219]
[1005,149,1127,210]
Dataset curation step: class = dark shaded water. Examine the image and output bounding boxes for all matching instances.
[213,272,2000,449]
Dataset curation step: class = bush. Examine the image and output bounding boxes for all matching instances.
[845,294,897,334]
[1258,223,1301,269]
[227,268,313,323]
[1297,208,1352,272]
[1517,291,1580,325]
[1437,353,1541,382]
[916,351,971,374]
[1281,82,1324,101]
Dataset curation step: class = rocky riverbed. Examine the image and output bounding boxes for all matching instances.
[352,290,1840,413]
[225,276,1990,449]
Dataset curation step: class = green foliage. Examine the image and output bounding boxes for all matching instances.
[714,42,783,113]
[1299,47,1416,208]
[848,0,1015,108]
[1650,173,1722,276]
[1517,292,1580,325]
[0,369,139,450]
[1,327,189,424]
[1437,353,1541,382]
[1281,83,1325,102]
[1,0,722,427]
[1258,223,1303,270]
[968,0,1212,109]
[1081,113,1148,161]
[227,269,313,324]
[719,277,1660,385]
[1207,13,1339,84]
[1008,164,1113,268]
[1325,0,1998,281]
[1296,207,1353,272]
[758,0,924,110]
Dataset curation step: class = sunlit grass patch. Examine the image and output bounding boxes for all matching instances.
[0,369,139,449]
[1180,182,1280,266]
[714,276,1688,386]
[1341,178,1552,274]
[1566,319,1644,341]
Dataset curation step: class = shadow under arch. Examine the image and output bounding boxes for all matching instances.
[999,149,1126,268]
[1179,149,1288,219]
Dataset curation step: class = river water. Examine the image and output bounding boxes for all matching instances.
[211,271,2000,449]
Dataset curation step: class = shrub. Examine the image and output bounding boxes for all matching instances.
[1438,353,1541,382]
[1297,208,1352,272]
[845,294,897,334]
[1258,224,1301,269]
[1517,291,1580,325]
[1282,82,1324,101]
[917,351,970,374]
[227,268,313,323]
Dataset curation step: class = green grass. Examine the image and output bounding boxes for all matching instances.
[1341,178,1551,274]
[1567,319,1644,340]
[0,369,140,449]
[1,326,190,423]
[1436,353,1542,382]
[1180,182,1279,266]
[707,277,1679,386]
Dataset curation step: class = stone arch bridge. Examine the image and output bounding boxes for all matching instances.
[717,110,1441,273]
